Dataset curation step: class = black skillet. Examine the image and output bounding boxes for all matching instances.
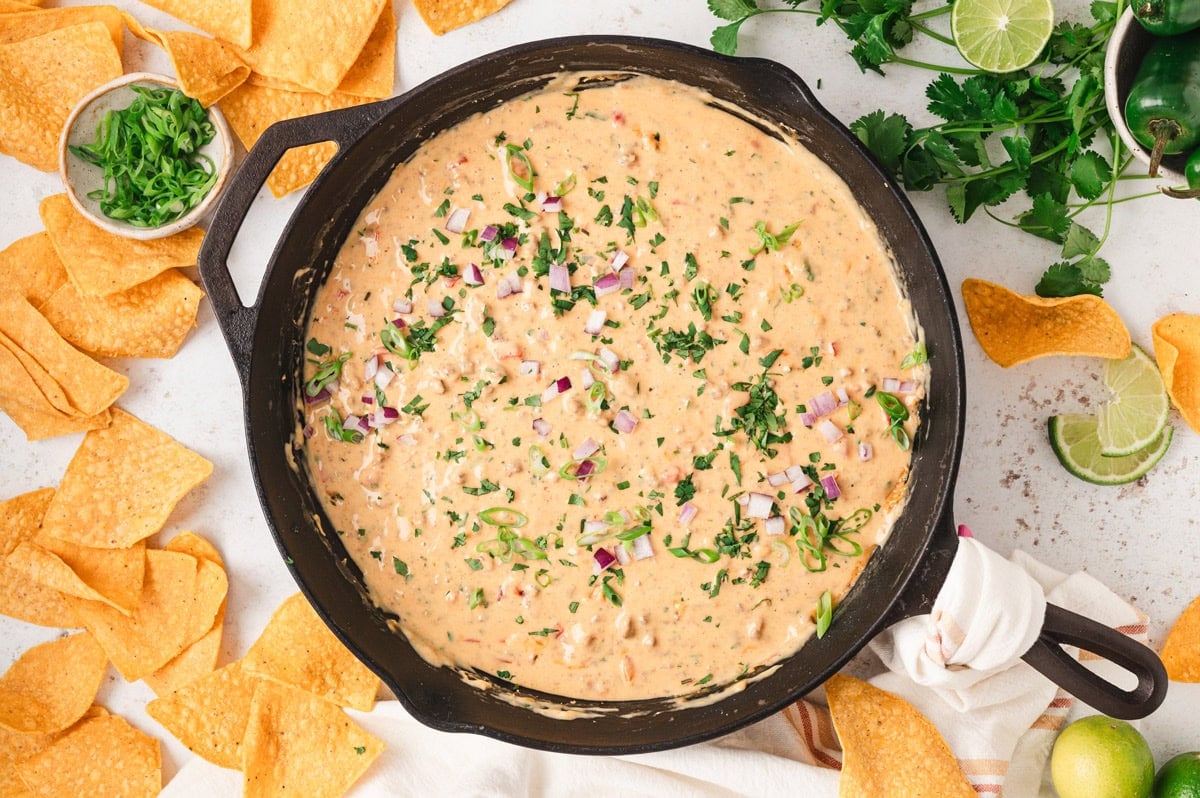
[197,36,1167,754]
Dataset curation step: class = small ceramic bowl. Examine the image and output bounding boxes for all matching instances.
[58,72,233,240]
[1103,8,1188,185]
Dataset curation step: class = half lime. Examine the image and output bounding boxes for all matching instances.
[951,0,1056,73]
[1049,414,1173,486]
[1097,344,1170,457]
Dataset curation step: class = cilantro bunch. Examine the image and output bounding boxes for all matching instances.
[707,0,1155,297]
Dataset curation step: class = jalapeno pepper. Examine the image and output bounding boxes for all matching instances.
[1134,0,1200,35]
[1160,148,1200,198]
[1125,29,1200,176]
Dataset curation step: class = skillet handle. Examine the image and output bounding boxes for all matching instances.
[197,100,396,385]
[1021,604,1167,720]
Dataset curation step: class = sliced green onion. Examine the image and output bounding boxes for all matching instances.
[585,381,607,413]
[815,590,833,638]
[554,173,577,196]
[505,144,535,192]
[559,456,607,480]
[452,408,482,430]
[380,320,410,357]
[529,445,550,476]
[479,508,528,527]
[304,352,349,397]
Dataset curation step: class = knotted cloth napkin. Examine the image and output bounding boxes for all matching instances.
[160,533,1152,797]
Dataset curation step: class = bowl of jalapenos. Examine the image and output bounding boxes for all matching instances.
[1104,5,1200,195]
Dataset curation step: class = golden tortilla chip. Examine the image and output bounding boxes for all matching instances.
[0,560,77,627]
[413,0,513,35]
[164,530,225,567]
[1162,593,1200,682]
[16,710,161,797]
[65,549,203,681]
[0,22,122,171]
[40,269,204,359]
[1152,313,1200,434]
[961,278,1131,368]
[220,82,368,197]
[40,407,213,549]
[34,535,145,612]
[0,487,53,557]
[136,0,250,48]
[123,14,248,107]
[0,291,128,416]
[146,659,261,768]
[0,0,49,9]
[0,5,122,53]
[235,0,387,96]
[0,632,107,734]
[242,679,384,798]
[826,674,975,798]
[5,541,134,613]
[0,342,111,439]
[0,721,59,797]
[244,592,379,711]
[0,233,68,307]
[39,193,206,297]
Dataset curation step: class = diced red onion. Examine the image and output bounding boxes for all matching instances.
[392,298,412,314]
[836,387,850,405]
[363,235,378,260]
[305,388,330,405]
[579,369,595,389]
[574,437,601,459]
[594,273,620,297]
[497,276,514,299]
[618,266,634,290]
[463,263,484,286]
[428,299,445,318]
[809,390,838,418]
[784,464,804,482]
[303,424,315,438]
[444,207,469,234]
[882,377,901,393]
[549,264,571,293]
[598,347,620,373]
[614,409,638,434]
[594,548,617,572]
[737,494,749,506]
[374,367,395,390]
[584,309,607,336]
[958,524,974,538]
[519,360,541,377]
[678,502,699,525]
[766,471,790,488]
[363,354,379,381]
[374,407,400,426]
[858,442,873,462]
[817,419,843,443]
[541,195,563,213]
[364,208,382,225]
[556,376,572,393]
[899,380,918,394]
[799,412,816,427]
[792,473,814,493]
[610,250,629,271]
[581,520,608,544]
[575,459,596,479]
[765,516,786,536]
[631,534,654,561]
[746,492,773,519]
[532,418,551,438]
[391,317,407,329]
[361,395,374,405]
[614,544,632,566]
[616,509,632,523]
[479,224,498,243]
[502,237,518,253]
[820,474,841,500]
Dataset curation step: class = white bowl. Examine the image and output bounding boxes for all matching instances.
[1103,8,1188,185]
[58,72,233,240]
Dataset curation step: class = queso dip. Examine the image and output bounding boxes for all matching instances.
[301,75,925,701]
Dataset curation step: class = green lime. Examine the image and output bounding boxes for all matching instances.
[1098,345,1171,457]
[1051,715,1155,798]
[1049,414,1173,485]
[951,0,1056,72]
[1155,752,1200,798]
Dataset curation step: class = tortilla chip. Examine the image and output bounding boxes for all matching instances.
[65,549,204,681]
[164,530,225,567]
[234,0,387,96]
[39,193,206,297]
[1162,593,1200,682]
[242,679,384,798]
[0,560,77,627]
[0,233,68,308]
[34,535,145,612]
[0,291,128,416]
[243,592,379,711]
[0,0,49,9]
[220,82,368,197]
[0,487,53,557]
[1152,313,1200,434]
[0,342,110,439]
[135,0,250,49]
[0,5,122,53]
[413,0,513,35]
[40,269,204,359]
[826,674,975,797]
[40,407,213,549]
[16,710,161,797]
[123,15,248,107]
[146,659,261,768]
[961,278,1131,368]
[0,723,57,797]
[0,22,122,171]
[5,541,135,613]
[0,632,107,734]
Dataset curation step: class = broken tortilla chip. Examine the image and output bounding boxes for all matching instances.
[243,592,379,711]
[242,679,384,798]
[961,278,1131,368]
[826,674,975,798]
[146,659,262,768]
[40,407,212,549]
[1152,313,1200,434]
[16,710,161,797]
[413,0,513,35]
[219,82,368,197]
[0,21,122,171]
[0,632,107,734]
[0,5,123,53]
[135,0,250,48]
[39,269,203,359]
[0,232,68,307]
[1162,593,1200,682]
[122,14,248,107]
[39,193,205,297]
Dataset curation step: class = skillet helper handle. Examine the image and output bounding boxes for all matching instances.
[1021,603,1168,720]
[197,100,395,386]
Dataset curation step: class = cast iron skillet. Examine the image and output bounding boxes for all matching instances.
[197,36,1167,753]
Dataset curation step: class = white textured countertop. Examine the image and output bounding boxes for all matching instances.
[3,0,1198,782]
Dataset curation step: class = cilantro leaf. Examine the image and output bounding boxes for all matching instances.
[709,0,758,20]
[711,19,747,55]
[1068,150,1109,200]
[850,110,910,174]
[1060,222,1100,260]
[1036,262,1102,297]
[1017,193,1071,242]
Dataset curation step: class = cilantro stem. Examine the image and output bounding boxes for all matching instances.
[908,22,955,47]
[884,55,982,75]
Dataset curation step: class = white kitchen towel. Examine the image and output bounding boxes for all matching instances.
[159,534,1154,797]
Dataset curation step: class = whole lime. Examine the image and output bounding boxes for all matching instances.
[1154,752,1200,798]
[1050,715,1155,798]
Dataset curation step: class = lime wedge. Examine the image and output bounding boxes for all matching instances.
[1097,344,1170,457]
[1049,414,1173,486]
[951,0,1055,73]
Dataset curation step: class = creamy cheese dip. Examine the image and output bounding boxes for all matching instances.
[301,75,926,701]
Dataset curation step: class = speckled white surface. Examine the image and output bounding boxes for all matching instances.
[3,0,1198,781]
